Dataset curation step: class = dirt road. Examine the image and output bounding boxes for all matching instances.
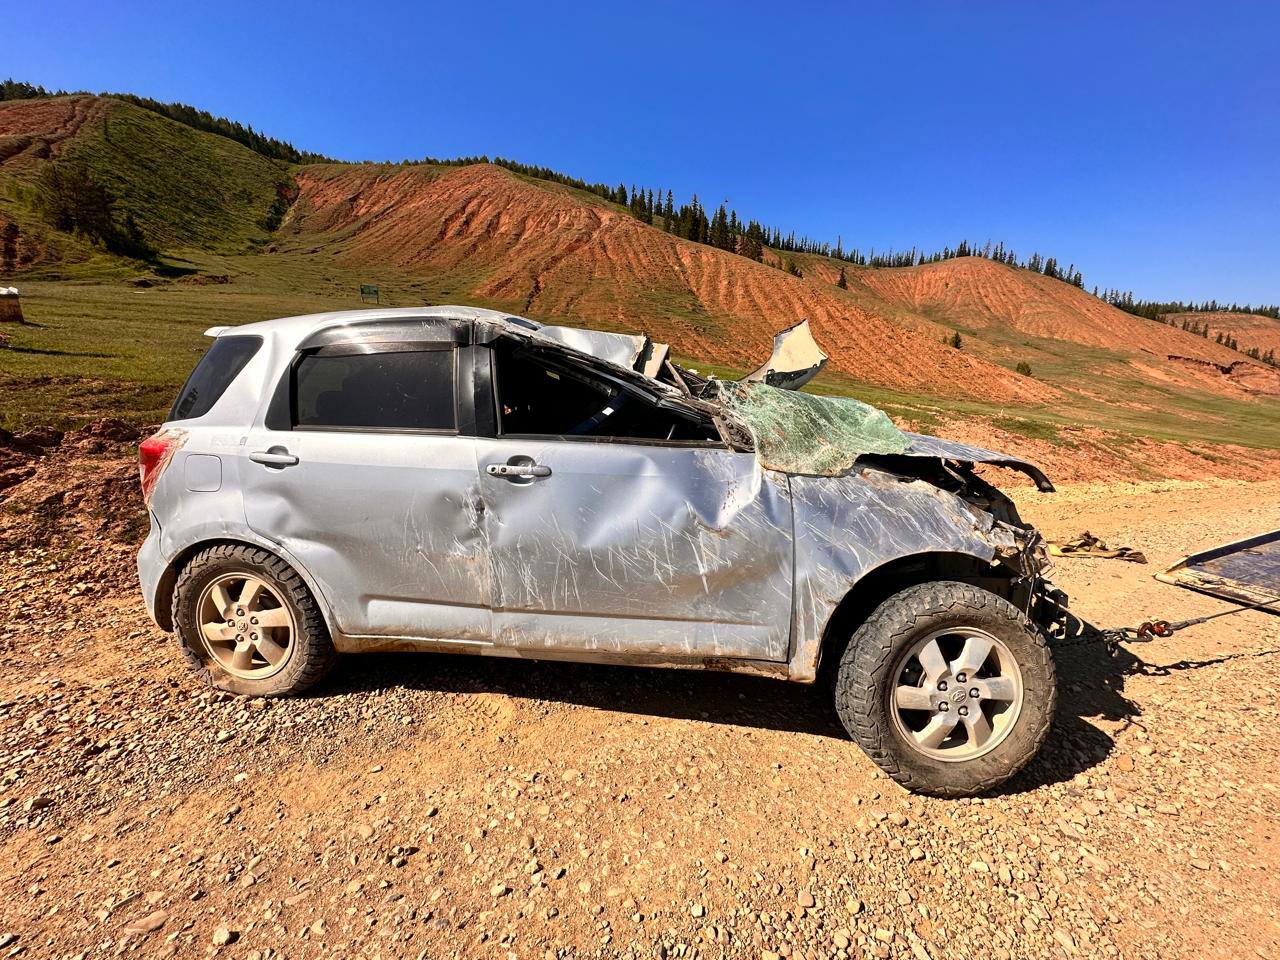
[0,443,1277,959]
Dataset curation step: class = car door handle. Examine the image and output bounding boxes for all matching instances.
[249,448,299,468]
[486,462,551,479]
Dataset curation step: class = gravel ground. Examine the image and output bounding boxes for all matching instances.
[0,437,1277,959]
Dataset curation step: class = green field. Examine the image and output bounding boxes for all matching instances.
[5,250,1279,460]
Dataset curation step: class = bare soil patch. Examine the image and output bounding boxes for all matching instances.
[1,438,1277,959]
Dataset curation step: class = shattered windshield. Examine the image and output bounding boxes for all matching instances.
[715,380,908,475]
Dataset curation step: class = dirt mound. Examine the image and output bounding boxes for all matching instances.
[287,164,1052,404]
[1160,354,1280,397]
[0,418,146,549]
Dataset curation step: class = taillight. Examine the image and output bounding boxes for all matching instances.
[138,428,187,505]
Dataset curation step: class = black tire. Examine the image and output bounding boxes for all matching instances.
[833,581,1055,798]
[172,544,337,696]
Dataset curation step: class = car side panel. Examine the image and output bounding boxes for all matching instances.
[479,440,795,661]
[137,426,344,636]
[788,468,1015,682]
[239,430,491,641]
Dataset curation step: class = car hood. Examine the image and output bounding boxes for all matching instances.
[897,432,1054,492]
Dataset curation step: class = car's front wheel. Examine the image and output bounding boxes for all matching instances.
[833,580,1055,797]
[172,544,336,696]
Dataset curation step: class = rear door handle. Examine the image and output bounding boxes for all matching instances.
[249,447,299,468]
[486,462,551,479]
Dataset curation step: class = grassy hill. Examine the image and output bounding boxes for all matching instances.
[1,91,1278,482]
[0,95,289,274]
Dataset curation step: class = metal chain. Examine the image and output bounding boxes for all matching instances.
[1055,592,1280,655]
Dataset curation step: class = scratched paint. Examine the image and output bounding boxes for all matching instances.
[477,438,794,661]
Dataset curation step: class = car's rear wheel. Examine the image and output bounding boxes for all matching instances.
[833,581,1055,797]
[172,544,336,696]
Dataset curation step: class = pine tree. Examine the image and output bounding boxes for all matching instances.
[709,204,733,251]
[740,222,765,262]
[836,265,848,289]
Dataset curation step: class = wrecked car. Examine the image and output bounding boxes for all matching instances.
[137,306,1062,797]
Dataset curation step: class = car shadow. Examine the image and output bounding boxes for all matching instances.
[320,649,846,739]
[314,606,1240,796]
[993,607,1140,794]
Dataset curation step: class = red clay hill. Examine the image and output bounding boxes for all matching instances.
[284,162,1280,401]
[285,163,1051,402]
[3,93,1278,404]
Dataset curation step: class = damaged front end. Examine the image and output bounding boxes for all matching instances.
[862,451,1068,637]
[491,312,1070,660]
[707,378,1070,673]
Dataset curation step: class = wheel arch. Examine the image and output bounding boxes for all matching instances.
[153,536,337,638]
[813,550,1017,683]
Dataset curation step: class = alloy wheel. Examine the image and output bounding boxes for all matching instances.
[196,573,296,679]
[888,627,1025,762]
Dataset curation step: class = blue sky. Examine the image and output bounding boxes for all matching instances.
[7,1,1278,303]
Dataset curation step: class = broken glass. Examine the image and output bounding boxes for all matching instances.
[715,380,908,475]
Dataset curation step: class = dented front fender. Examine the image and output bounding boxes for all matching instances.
[787,466,1045,681]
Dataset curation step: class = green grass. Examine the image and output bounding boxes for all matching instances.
[7,253,1279,454]
[0,253,489,429]
[77,100,289,251]
[0,96,290,282]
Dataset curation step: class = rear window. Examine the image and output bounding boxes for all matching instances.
[169,335,262,421]
[294,348,456,431]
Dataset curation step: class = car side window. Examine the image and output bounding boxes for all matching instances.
[293,347,456,431]
[170,335,262,422]
[492,339,720,443]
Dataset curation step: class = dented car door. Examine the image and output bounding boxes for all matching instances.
[475,340,794,661]
[478,440,794,660]
[241,339,491,642]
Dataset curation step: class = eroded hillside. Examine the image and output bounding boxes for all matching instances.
[281,162,1280,404]
[283,164,1049,403]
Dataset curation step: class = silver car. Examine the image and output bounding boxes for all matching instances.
[137,306,1063,797]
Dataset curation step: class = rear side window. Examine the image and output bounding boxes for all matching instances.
[294,348,456,431]
[170,335,262,421]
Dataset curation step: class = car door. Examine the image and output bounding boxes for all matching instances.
[241,326,491,643]
[475,336,794,662]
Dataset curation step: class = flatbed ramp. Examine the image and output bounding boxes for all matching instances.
[1157,529,1280,609]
